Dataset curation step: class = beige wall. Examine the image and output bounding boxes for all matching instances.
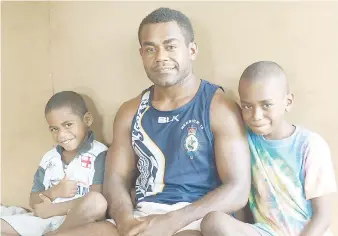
[2,1,338,232]
[1,1,53,207]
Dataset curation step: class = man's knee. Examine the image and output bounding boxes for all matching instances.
[76,192,108,220]
[201,211,232,235]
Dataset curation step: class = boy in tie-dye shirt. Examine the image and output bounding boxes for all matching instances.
[201,61,337,236]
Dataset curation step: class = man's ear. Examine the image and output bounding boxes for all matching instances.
[189,42,198,61]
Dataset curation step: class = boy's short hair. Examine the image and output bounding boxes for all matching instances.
[45,91,88,117]
[240,61,285,81]
[138,7,194,45]
[240,61,289,93]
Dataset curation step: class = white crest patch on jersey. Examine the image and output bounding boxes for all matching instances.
[184,126,199,152]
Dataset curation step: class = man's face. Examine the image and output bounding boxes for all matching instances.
[139,21,197,87]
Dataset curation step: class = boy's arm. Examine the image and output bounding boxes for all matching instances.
[30,175,78,209]
[29,165,63,208]
[300,134,337,236]
[30,187,58,208]
[33,195,82,218]
[33,184,103,219]
[300,195,333,236]
[53,182,104,213]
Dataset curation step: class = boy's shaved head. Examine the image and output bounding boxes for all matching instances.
[240,61,289,94]
[238,61,294,139]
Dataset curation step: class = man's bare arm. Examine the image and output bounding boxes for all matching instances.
[103,97,140,227]
[167,90,251,230]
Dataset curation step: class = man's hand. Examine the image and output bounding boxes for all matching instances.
[33,194,54,219]
[116,217,143,236]
[127,214,176,236]
[52,175,78,199]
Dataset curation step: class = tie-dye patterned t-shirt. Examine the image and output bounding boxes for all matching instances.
[248,126,337,236]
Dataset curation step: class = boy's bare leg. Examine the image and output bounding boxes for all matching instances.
[48,192,107,234]
[201,211,262,236]
[46,221,119,236]
[175,230,202,236]
[1,219,19,235]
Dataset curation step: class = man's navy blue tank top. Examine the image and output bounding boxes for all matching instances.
[131,80,222,205]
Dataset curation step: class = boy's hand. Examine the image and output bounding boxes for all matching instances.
[53,175,78,198]
[33,194,54,219]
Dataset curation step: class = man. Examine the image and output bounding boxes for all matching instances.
[51,7,251,236]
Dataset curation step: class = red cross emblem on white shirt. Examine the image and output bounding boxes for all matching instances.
[81,156,92,168]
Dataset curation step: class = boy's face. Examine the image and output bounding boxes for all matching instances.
[139,21,197,87]
[239,76,293,136]
[45,107,92,152]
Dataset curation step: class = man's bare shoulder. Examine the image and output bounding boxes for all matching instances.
[115,95,142,126]
[120,95,142,114]
[209,88,245,137]
[211,88,241,115]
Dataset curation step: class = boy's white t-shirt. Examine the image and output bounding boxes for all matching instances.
[31,131,107,203]
[1,131,107,236]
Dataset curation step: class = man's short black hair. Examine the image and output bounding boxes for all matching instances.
[45,91,88,117]
[138,7,194,45]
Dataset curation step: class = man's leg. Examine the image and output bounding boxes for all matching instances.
[175,230,202,236]
[201,211,262,236]
[1,219,19,235]
[46,221,119,236]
